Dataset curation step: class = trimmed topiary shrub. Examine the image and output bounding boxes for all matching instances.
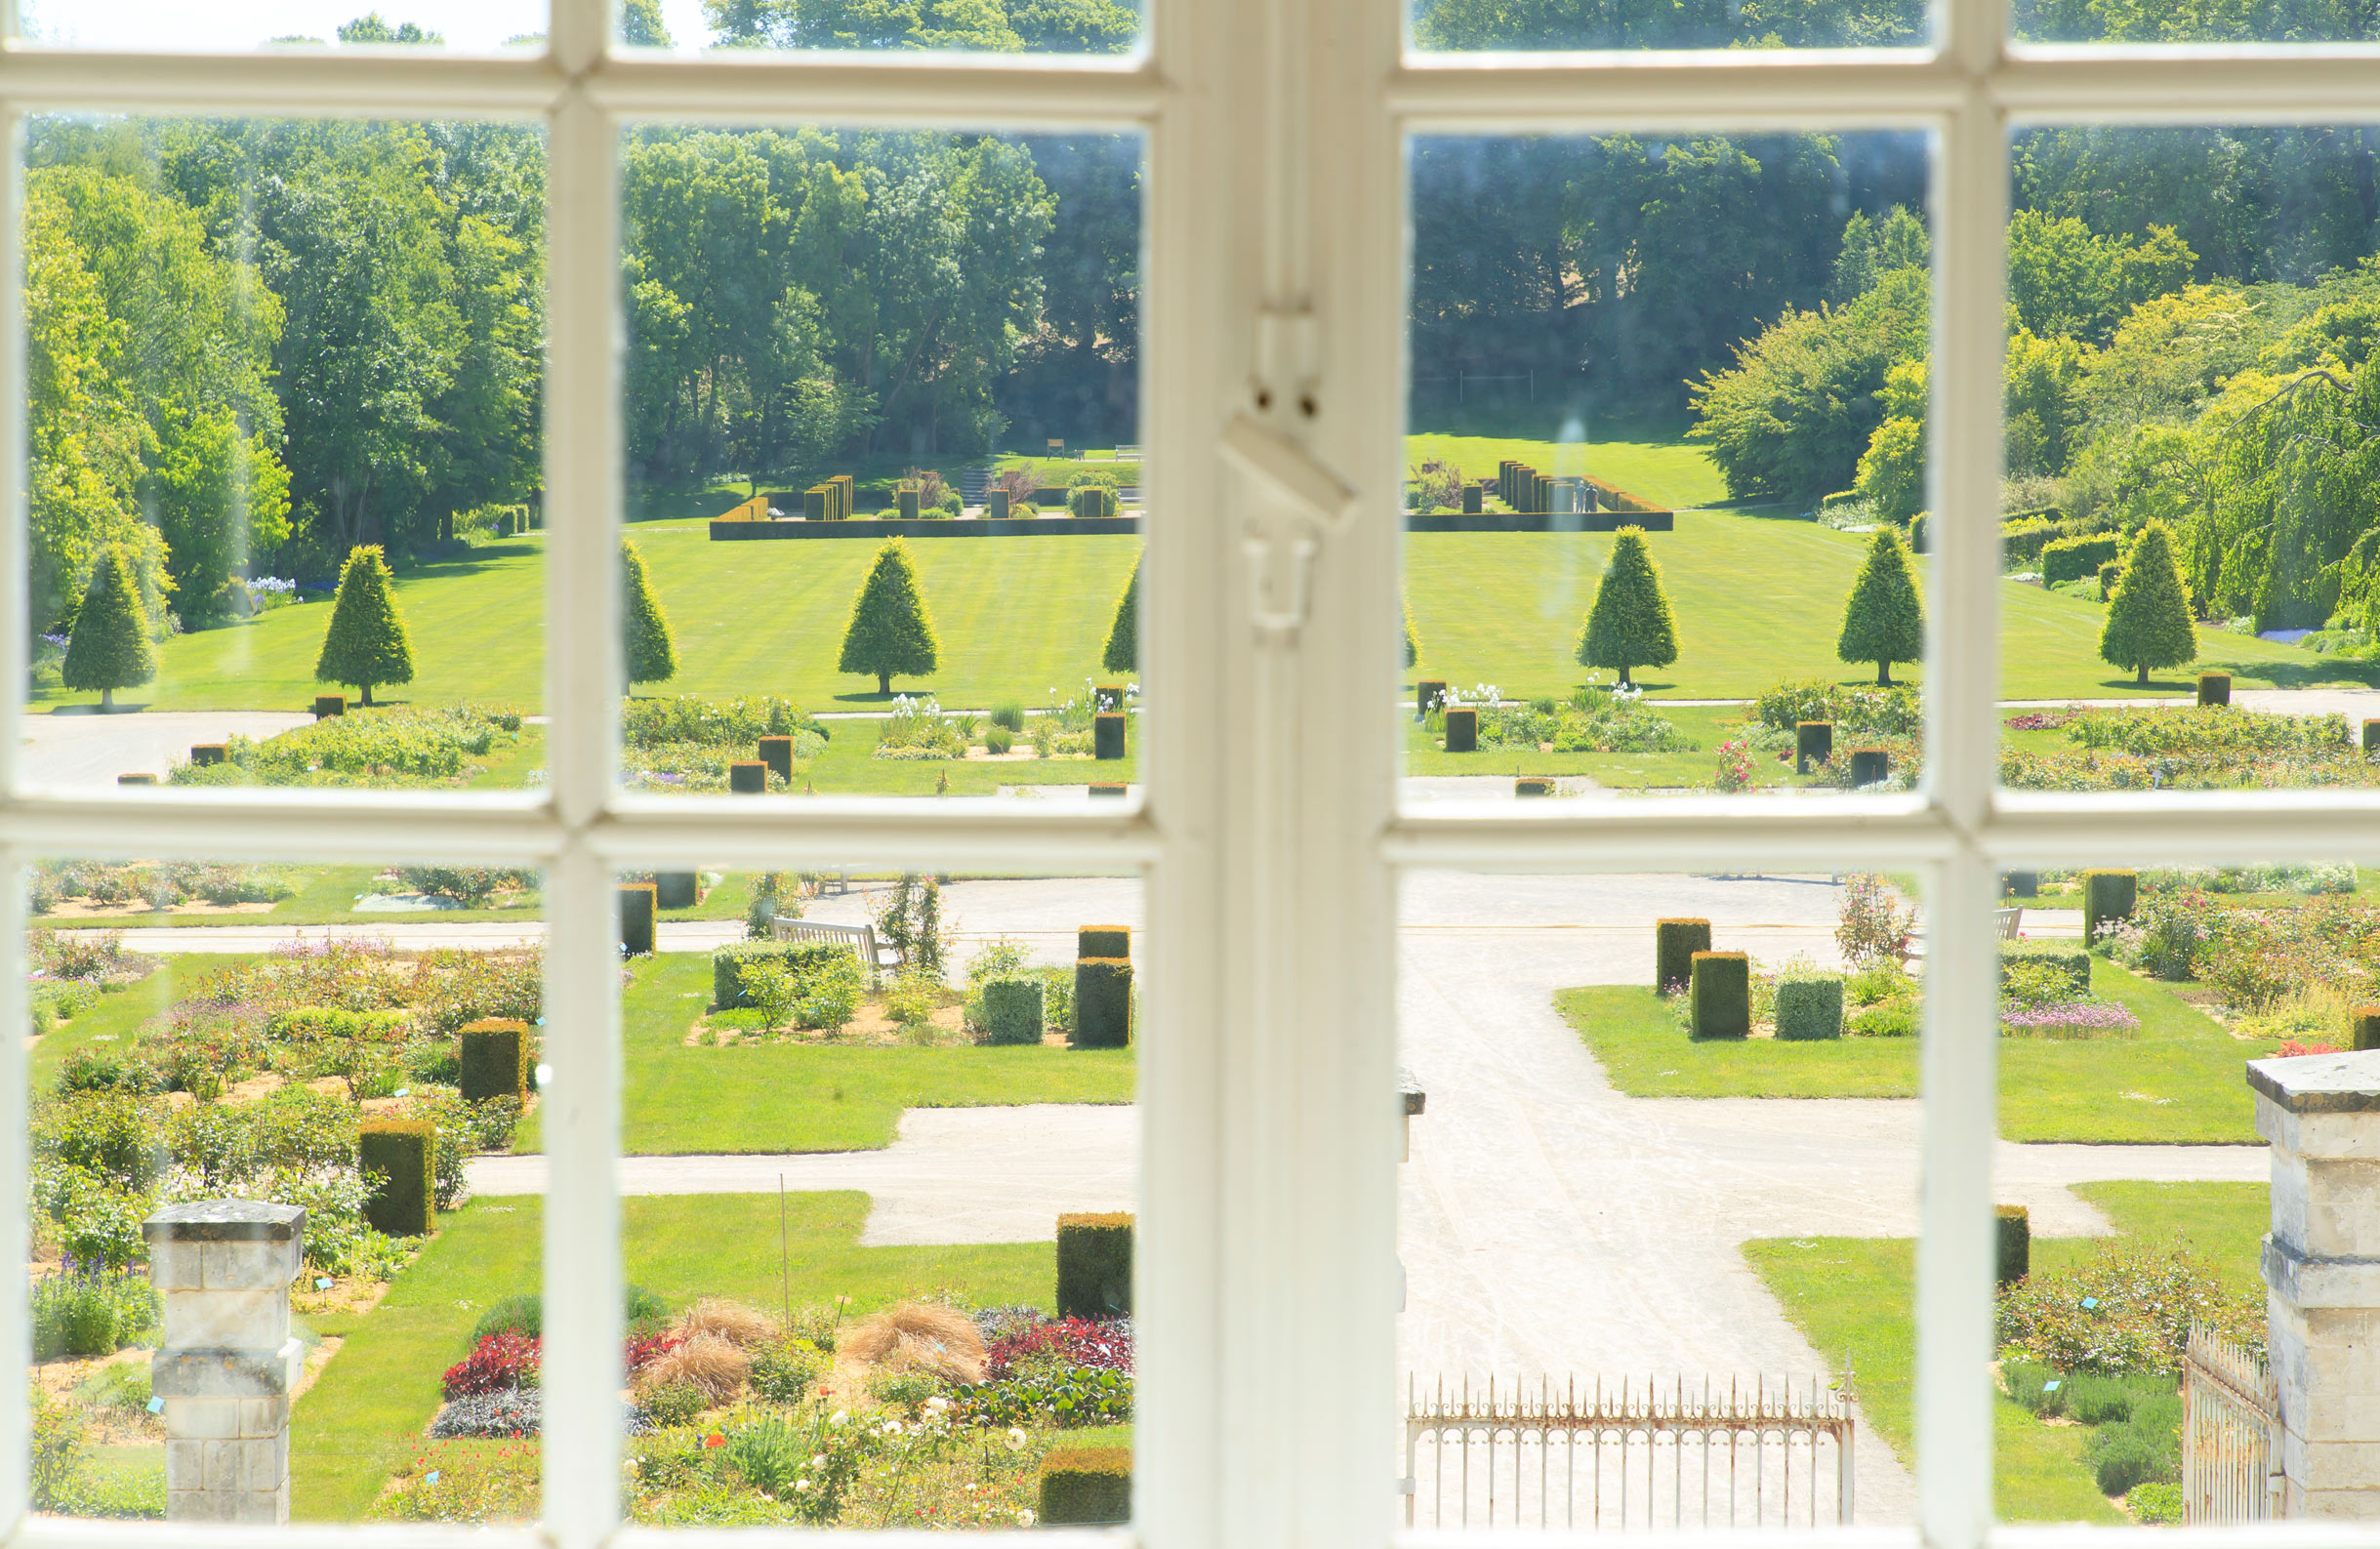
[2042,533,2120,586]
[2196,672,2231,708]
[1656,917,1710,995]
[313,694,347,719]
[713,940,859,1009]
[1443,708,1477,752]
[1996,1203,2031,1285]
[1774,975,1843,1039]
[2081,870,2138,944]
[758,735,795,783]
[1795,720,1833,775]
[190,744,226,767]
[654,872,698,910]
[458,1018,530,1102]
[1089,782,1128,797]
[1074,958,1132,1047]
[619,883,657,957]
[1416,679,1447,714]
[359,1120,436,1236]
[2001,871,2038,899]
[983,976,1045,1045]
[2366,718,2380,754]
[1999,942,2091,996]
[1039,1446,1131,1525]
[2353,1007,2380,1051]
[1689,952,1750,1039]
[1515,777,1552,797]
[1849,749,1889,786]
[728,760,767,794]
[1094,683,1125,711]
[1055,1211,1132,1319]
[1078,925,1130,960]
[1094,711,1127,760]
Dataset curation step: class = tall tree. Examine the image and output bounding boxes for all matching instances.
[62,546,157,713]
[620,0,676,45]
[337,14,445,43]
[1836,525,1924,686]
[702,0,1137,52]
[622,537,678,686]
[1101,553,1138,675]
[838,538,940,694]
[315,545,415,705]
[1576,528,1679,688]
[2100,519,2199,685]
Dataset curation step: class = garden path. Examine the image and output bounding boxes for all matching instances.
[18,709,311,789]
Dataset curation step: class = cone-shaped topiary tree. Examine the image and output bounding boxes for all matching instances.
[1836,524,1924,687]
[622,537,677,687]
[1403,596,1419,669]
[838,537,940,695]
[1101,553,1138,676]
[314,545,414,707]
[1576,527,1678,688]
[2100,518,2197,686]
[62,545,157,713]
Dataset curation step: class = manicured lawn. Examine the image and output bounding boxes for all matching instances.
[514,954,1136,1156]
[1559,958,2267,1142]
[1743,1181,2264,1525]
[1402,430,1731,511]
[27,963,213,1091]
[291,1192,1053,1521]
[43,866,548,929]
[1403,704,1797,789]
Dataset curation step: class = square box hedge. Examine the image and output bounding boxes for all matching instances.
[1077,925,1130,960]
[1998,941,2091,996]
[1073,958,1132,1047]
[1056,1211,1132,1320]
[358,1120,436,1237]
[1655,917,1710,996]
[983,975,1046,1045]
[1689,951,1750,1039]
[618,883,657,957]
[458,1017,531,1102]
[1039,1447,1131,1526]
[1774,977,1843,1040]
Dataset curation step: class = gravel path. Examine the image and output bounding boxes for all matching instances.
[19,710,313,790]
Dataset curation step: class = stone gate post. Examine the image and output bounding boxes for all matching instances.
[143,1201,307,1525]
[2250,1052,2380,1518]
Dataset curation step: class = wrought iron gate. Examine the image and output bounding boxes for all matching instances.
[2181,1325,2279,1524]
[1404,1374,1856,1529]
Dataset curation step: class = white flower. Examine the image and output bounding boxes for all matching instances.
[925,1395,951,1413]
[882,1418,904,1436]
[795,1478,811,1492]
[1005,1426,1029,1451]
[830,1410,849,1427]
[1017,1509,1038,1527]
[810,1454,827,1469]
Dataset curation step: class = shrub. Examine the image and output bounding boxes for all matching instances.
[1057,1212,1133,1319]
[1755,679,1921,739]
[1688,953,1750,1039]
[620,696,826,750]
[2083,870,2139,944]
[472,1294,544,1344]
[990,700,1026,733]
[1078,925,1130,959]
[1040,1446,1132,1525]
[986,1317,1134,1378]
[458,1019,530,1102]
[712,940,860,1010]
[1999,943,2091,996]
[1996,1236,2259,1373]
[748,1339,826,1405]
[1774,975,1844,1039]
[619,883,657,956]
[2128,1481,2184,1524]
[358,1120,436,1236]
[1996,1204,2030,1285]
[1073,958,1132,1047]
[841,1301,986,1382]
[31,1270,157,1359]
[2087,1413,2179,1496]
[400,866,535,906]
[1848,1003,1917,1037]
[1093,711,1127,759]
[1836,874,1915,964]
[1068,484,1120,520]
[636,1333,750,1406]
[1655,918,1710,995]
[983,976,1046,1045]
[314,546,415,706]
[443,1331,541,1399]
[2042,533,2121,586]
[985,726,1013,754]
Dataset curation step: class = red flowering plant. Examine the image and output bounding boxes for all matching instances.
[985,1318,1133,1379]
[625,1330,682,1372]
[442,1331,540,1399]
[2276,1040,2342,1058]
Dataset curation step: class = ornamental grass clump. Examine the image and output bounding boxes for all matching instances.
[636,1332,750,1406]
[841,1301,987,1384]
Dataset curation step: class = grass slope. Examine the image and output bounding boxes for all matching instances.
[1559,958,2263,1143]
[513,953,1136,1156]
[291,1192,1053,1521]
[1743,1180,2265,1525]
[1402,431,1731,511]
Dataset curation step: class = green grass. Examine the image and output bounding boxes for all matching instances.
[27,962,214,1090]
[1403,704,1794,789]
[1743,1181,2265,1525]
[1402,430,1731,511]
[1559,958,2266,1142]
[41,866,548,928]
[291,1191,1054,1521]
[513,954,1136,1156]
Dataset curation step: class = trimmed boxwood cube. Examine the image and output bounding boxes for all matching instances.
[758,736,795,783]
[2001,871,2038,899]
[1073,958,1133,1047]
[1039,1446,1131,1526]
[1795,720,1833,776]
[1056,1211,1132,1319]
[983,975,1046,1045]
[653,872,698,910]
[1088,782,1128,796]
[897,488,921,520]
[1094,711,1127,760]
[1461,484,1483,515]
[728,759,767,794]
[1775,977,1844,1039]
[1078,925,1130,960]
[1416,679,1448,714]
[2080,870,2138,944]
[2000,941,2091,996]
[312,694,346,719]
[458,1018,531,1102]
[987,490,1011,518]
[1996,1203,2031,1285]
[117,773,155,786]
[1094,683,1125,711]
[2365,718,2380,754]
[190,743,226,767]
[1443,708,1478,753]
[804,487,828,521]
[619,883,657,957]
[1515,777,1552,797]
[2197,672,2232,708]
[358,1120,436,1237]
[1689,952,1750,1039]
[1848,748,1889,787]
[1656,917,1711,995]
[2354,1007,2380,1051]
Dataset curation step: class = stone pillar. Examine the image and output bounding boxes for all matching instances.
[144,1201,307,1526]
[2250,1052,2380,1518]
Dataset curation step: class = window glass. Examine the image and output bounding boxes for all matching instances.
[23,856,546,1526]
[19,3,546,51]
[1400,869,1916,1528]
[1996,126,2380,795]
[618,127,1142,801]
[1408,0,1928,53]
[619,0,1139,56]
[21,116,548,795]
[1404,132,1932,804]
[614,866,1138,1528]
[2011,0,2380,44]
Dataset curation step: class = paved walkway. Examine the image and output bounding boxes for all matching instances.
[19,710,312,789]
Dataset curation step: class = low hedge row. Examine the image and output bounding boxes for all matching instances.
[711,939,862,1008]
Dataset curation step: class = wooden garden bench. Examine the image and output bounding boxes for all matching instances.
[1995,906,2022,939]
[769,917,904,970]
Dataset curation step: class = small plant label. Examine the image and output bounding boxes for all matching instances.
[426,1471,440,1487]
[315,1277,335,1290]
[145,1396,164,1413]
[2041,1380,2061,1393]
[2079,1296,2099,1311]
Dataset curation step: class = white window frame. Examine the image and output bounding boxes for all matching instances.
[0,1,2374,1547]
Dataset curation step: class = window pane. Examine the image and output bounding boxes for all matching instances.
[1408,0,1927,53]
[24,856,546,1526]
[607,867,1139,1528]
[21,116,548,795]
[2011,0,2380,44]
[19,2,546,51]
[617,0,1138,56]
[1990,864,2323,1525]
[619,127,1142,801]
[1996,126,2380,795]
[1400,870,1917,1528]
[1404,132,1932,805]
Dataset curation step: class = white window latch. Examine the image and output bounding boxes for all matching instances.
[1222,411,1358,640]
